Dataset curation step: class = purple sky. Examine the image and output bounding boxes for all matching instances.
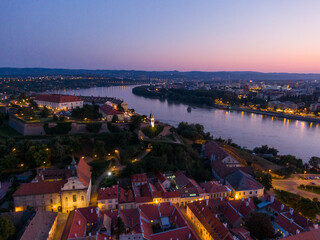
[1,0,320,72]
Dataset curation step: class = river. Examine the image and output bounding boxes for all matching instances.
[53,85,320,161]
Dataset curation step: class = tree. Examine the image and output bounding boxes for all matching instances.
[65,137,81,159]
[41,106,49,118]
[247,213,273,239]
[309,157,320,169]
[0,216,15,240]
[116,217,125,237]
[26,144,50,168]
[94,140,106,160]
[130,115,142,130]
[29,99,38,110]
[51,138,65,164]
[255,171,273,190]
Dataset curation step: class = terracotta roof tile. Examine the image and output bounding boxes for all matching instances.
[99,104,123,116]
[13,180,66,196]
[35,94,82,103]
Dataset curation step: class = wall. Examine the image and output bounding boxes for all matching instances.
[9,117,109,136]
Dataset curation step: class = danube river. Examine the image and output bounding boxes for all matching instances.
[54,85,320,161]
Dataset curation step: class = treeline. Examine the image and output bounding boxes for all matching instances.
[132,86,267,107]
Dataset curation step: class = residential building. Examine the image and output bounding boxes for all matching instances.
[186,200,233,240]
[20,211,58,240]
[34,94,83,110]
[200,181,231,199]
[97,185,118,210]
[99,104,124,122]
[225,170,264,199]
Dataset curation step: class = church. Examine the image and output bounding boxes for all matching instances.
[13,158,91,213]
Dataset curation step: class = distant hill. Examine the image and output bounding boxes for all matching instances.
[1,67,320,81]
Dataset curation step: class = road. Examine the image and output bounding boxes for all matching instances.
[90,148,151,205]
[273,174,320,200]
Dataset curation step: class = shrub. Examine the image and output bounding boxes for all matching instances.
[44,122,72,135]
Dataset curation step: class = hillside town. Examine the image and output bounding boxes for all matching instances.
[0,92,320,240]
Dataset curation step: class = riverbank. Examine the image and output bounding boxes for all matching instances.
[213,104,320,123]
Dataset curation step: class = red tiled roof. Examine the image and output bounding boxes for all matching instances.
[99,104,123,116]
[35,94,82,103]
[61,209,87,240]
[118,187,134,203]
[188,201,233,240]
[98,186,118,200]
[228,199,255,218]
[275,213,305,235]
[205,141,229,160]
[151,226,199,240]
[131,173,147,183]
[162,191,181,198]
[201,181,230,194]
[230,227,253,240]
[155,172,168,183]
[20,211,58,240]
[13,180,67,196]
[282,227,320,240]
[77,158,91,188]
[224,203,242,226]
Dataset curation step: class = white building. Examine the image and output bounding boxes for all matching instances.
[34,94,83,110]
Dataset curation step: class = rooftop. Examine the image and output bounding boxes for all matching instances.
[35,94,82,103]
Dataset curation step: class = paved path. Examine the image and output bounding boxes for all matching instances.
[273,174,320,200]
[90,169,111,205]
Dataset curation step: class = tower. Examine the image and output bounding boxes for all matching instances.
[150,113,154,128]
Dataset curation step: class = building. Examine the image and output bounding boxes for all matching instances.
[34,94,83,110]
[20,211,58,240]
[99,104,124,122]
[225,170,264,199]
[186,200,233,240]
[106,98,128,112]
[13,158,91,213]
[281,226,320,240]
[62,203,199,240]
[204,141,242,169]
[200,181,231,199]
[97,185,118,210]
[173,171,208,206]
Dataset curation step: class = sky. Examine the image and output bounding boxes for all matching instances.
[0,0,320,73]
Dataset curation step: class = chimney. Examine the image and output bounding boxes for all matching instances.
[314,223,319,229]
[246,201,249,207]
[78,220,81,225]
[296,229,300,234]
[89,232,91,236]
[290,208,294,215]
[188,233,191,239]
[75,234,77,238]
[241,198,244,202]
[91,208,93,213]
[270,196,274,203]
[281,204,284,210]
[206,199,208,206]
[248,198,251,203]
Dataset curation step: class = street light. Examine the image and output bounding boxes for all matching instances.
[108,171,112,176]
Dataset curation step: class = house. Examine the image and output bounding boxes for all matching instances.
[200,181,231,199]
[20,211,58,240]
[225,169,264,199]
[173,171,207,206]
[131,173,148,186]
[61,206,112,240]
[106,98,128,112]
[62,203,199,240]
[99,104,124,122]
[13,158,91,213]
[118,187,135,210]
[186,200,233,240]
[155,172,171,190]
[34,94,83,110]
[97,185,118,210]
[204,141,241,168]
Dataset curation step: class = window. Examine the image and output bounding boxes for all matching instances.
[108,200,112,203]
[109,205,112,209]
[72,186,75,189]
[73,195,77,202]
[66,197,68,202]
[250,191,252,194]
[81,196,84,201]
